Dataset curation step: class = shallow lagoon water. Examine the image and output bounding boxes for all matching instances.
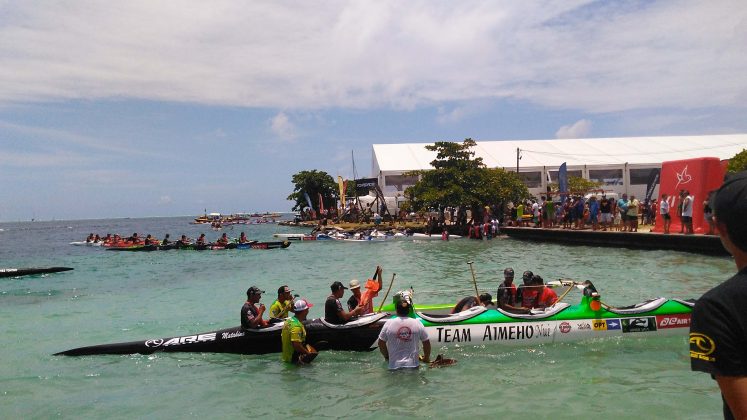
[0,217,733,418]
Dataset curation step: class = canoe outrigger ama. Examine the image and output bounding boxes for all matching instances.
[54,280,693,357]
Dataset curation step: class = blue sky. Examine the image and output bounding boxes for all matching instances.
[1,1,745,221]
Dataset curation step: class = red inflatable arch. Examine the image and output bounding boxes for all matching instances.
[654,157,725,234]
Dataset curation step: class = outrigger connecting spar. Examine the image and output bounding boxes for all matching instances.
[55,280,694,357]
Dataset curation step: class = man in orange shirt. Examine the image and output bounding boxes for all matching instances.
[347,266,384,314]
[531,275,558,309]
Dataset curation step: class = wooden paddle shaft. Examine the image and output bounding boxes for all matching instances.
[468,261,480,302]
[377,273,396,313]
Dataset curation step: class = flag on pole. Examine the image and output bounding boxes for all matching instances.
[558,162,568,200]
[338,176,345,209]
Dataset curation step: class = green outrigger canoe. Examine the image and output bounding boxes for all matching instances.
[379,280,693,347]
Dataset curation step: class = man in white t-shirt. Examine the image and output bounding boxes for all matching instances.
[682,190,694,234]
[659,194,671,234]
[378,296,431,370]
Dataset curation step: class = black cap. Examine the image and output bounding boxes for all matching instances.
[712,171,747,251]
[247,286,265,297]
[331,281,347,292]
[504,268,514,276]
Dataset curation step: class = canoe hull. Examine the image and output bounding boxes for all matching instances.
[55,316,385,356]
[0,267,74,278]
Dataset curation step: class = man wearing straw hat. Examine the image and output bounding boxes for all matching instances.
[347,266,384,315]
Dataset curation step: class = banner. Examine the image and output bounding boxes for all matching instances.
[644,168,661,203]
[338,176,345,201]
[558,162,568,200]
[355,178,378,195]
[318,192,325,213]
[303,191,314,210]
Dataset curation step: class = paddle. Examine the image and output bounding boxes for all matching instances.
[377,272,397,313]
[419,353,457,368]
[467,261,481,304]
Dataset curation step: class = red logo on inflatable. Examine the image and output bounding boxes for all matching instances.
[559,322,571,333]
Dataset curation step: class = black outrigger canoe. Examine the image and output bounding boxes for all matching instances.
[55,313,388,356]
[1,267,74,278]
[104,241,291,251]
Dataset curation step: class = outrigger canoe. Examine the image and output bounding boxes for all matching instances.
[1,267,74,278]
[55,281,693,357]
[104,241,291,251]
[273,233,333,241]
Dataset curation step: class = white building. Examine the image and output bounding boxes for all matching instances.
[371,134,747,202]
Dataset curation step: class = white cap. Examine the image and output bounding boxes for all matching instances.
[292,299,313,312]
[349,279,361,289]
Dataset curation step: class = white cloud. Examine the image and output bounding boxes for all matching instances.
[0,1,744,114]
[436,106,467,124]
[556,119,592,139]
[269,112,296,140]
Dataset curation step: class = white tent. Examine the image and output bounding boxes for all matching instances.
[371,134,747,198]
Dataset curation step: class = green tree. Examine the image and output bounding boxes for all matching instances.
[548,176,602,194]
[727,148,747,172]
[287,170,338,212]
[405,139,530,217]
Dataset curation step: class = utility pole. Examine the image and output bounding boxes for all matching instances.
[516,148,521,173]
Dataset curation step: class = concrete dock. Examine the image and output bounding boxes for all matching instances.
[500,227,729,256]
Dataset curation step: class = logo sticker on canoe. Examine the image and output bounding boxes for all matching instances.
[622,317,657,333]
[656,314,690,329]
[145,333,217,348]
[559,322,571,333]
[593,319,621,331]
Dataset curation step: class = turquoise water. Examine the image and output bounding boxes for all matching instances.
[0,217,734,418]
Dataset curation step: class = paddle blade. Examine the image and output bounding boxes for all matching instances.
[429,354,457,368]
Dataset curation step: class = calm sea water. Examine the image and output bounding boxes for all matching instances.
[0,217,734,418]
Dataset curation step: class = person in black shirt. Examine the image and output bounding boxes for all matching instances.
[325,281,363,324]
[241,286,268,330]
[690,171,747,419]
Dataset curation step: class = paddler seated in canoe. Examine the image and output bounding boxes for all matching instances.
[282,298,317,365]
[144,234,156,245]
[241,286,269,330]
[215,233,230,246]
[161,234,172,246]
[516,270,534,308]
[196,233,207,245]
[270,285,295,320]
[347,266,384,315]
[128,232,142,245]
[450,293,493,314]
[325,281,364,324]
[496,267,518,307]
[177,234,191,246]
[529,275,558,309]
[238,232,252,244]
